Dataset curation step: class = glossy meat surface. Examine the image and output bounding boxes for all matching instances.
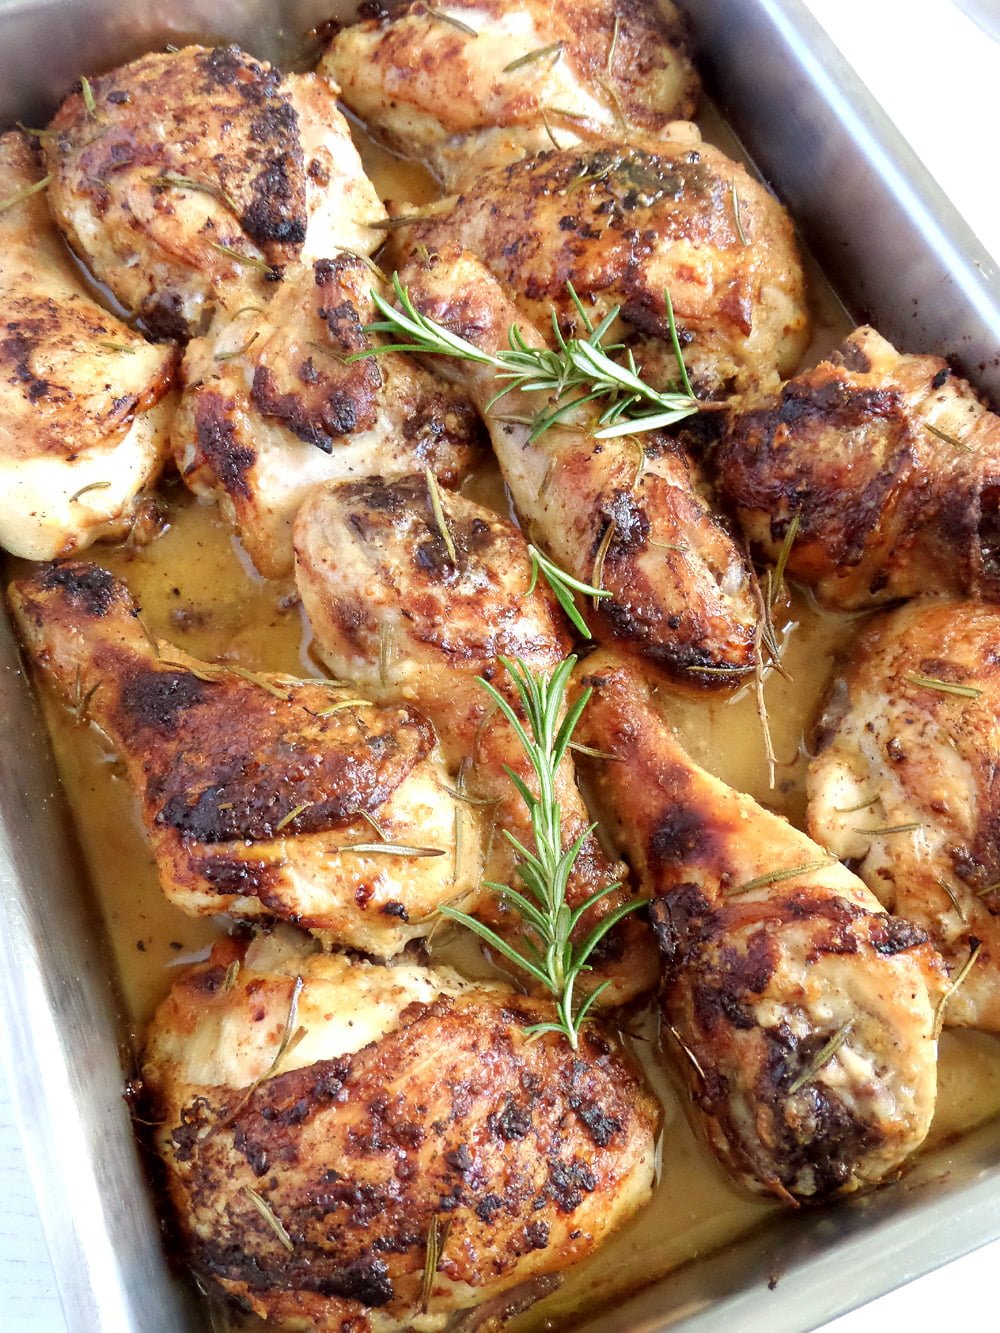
[809,598,1000,1030]
[391,129,809,391]
[0,131,175,559]
[172,252,483,577]
[323,0,699,188]
[294,474,659,1003]
[142,930,659,1331]
[574,650,944,1203]
[8,562,477,954]
[392,249,757,681]
[716,325,1000,608]
[44,45,385,337]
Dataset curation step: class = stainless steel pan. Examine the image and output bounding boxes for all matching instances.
[1,2,998,1329]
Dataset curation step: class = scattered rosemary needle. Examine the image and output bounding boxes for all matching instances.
[353,272,699,443]
[358,809,388,841]
[421,1215,453,1313]
[80,74,97,117]
[503,41,563,73]
[367,211,435,231]
[339,842,446,858]
[440,656,643,1049]
[976,881,1000,897]
[426,6,477,36]
[938,879,966,920]
[787,1023,852,1096]
[96,339,135,354]
[208,240,275,274]
[770,513,800,609]
[667,1023,706,1081]
[425,466,457,562]
[590,520,617,610]
[151,173,238,213]
[568,740,620,761]
[274,801,311,834]
[526,544,609,640]
[729,856,836,897]
[223,959,241,992]
[731,178,749,245]
[68,480,112,503]
[933,940,982,1038]
[852,822,922,836]
[833,794,879,814]
[214,330,259,362]
[315,697,375,716]
[207,977,306,1137]
[0,173,52,214]
[607,13,621,74]
[904,672,982,700]
[379,620,395,686]
[925,421,972,452]
[243,1187,294,1254]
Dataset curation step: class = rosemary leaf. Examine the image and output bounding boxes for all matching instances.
[590,520,616,610]
[80,75,97,117]
[208,240,274,274]
[0,173,52,214]
[787,1023,852,1095]
[852,822,922,836]
[731,178,749,246]
[339,842,446,857]
[770,513,800,609]
[904,672,982,700]
[729,856,836,897]
[503,41,564,73]
[425,466,457,562]
[243,1187,294,1253]
[274,801,311,834]
[151,173,238,214]
[421,1215,453,1313]
[933,940,982,1038]
[68,480,112,503]
[214,330,259,362]
[426,7,478,36]
[223,960,241,992]
[315,698,375,716]
[925,421,972,452]
[527,543,608,639]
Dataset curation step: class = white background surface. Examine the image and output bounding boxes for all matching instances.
[2,2,999,1330]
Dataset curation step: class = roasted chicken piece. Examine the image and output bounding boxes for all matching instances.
[809,598,1000,1030]
[8,562,480,955]
[391,127,809,392]
[294,473,659,1003]
[43,45,384,338]
[322,0,699,189]
[574,650,944,1203]
[142,929,659,1332]
[0,131,175,560]
[715,325,1000,609]
[172,252,483,578]
[390,250,757,681]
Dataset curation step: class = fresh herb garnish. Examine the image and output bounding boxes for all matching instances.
[904,672,982,700]
[150,173,238,213]
[731,178,749,245]
[243,1187,294,1253]
[526,544,609,639]
[424,466,457,562]
[339,842,446,858]
[440,656,642,1049]
[68,480,112,503]
[503,41,564,73]
[353,273,699,443]
[729,855,836,897]
[0,173,52,214]
[426,6,478,36]
[421,1215,453,1312]
[787,1022,852,1095]
[933,940,982,1038]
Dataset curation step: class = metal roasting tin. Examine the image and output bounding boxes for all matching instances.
[2,0,1000,1329]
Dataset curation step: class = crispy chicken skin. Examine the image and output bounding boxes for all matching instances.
[43,45,385,338]
[573,650,944,1203]
[392,250,757,681]
[8,562,480,954]
[716,326,1000,609]
[172,253,483,578]
[322,0,699,189]
[809,599,1000,1030]
[142,930,659,1332]
[294,475,658,1003]
[0,131,175,560]
[391,128,809,392]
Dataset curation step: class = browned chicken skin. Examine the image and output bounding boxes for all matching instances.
[0,130,176,560]
[809,598,1000,1030]
[172,252,483,577]
[294,474,659,1004]
[392,249,758,682]
[8,562,481,954]
[715,325,1000,609]
[390,127,809,392]
[142,930,659,1332]
[573,650,944,1203]
[43,45,384,338]
[322,0,699,188]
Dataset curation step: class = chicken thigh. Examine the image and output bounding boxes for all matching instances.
[322,0,699,188]
[142,929,659,1331]
[391,128,809,392]
[809,598,1000,1030]
[43,45,385,337]
[574,650,944,1203]
[0,131,175,560]
[716,325,1000,609]
[8,562,478,955]
[172,252,483,577]
[389,249,758,681]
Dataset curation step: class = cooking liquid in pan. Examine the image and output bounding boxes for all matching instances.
[10,102,1000,1332]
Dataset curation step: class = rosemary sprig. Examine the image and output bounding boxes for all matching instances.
[440,656,643,1049]
[352,273,699,443]
[526,544,609,639]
